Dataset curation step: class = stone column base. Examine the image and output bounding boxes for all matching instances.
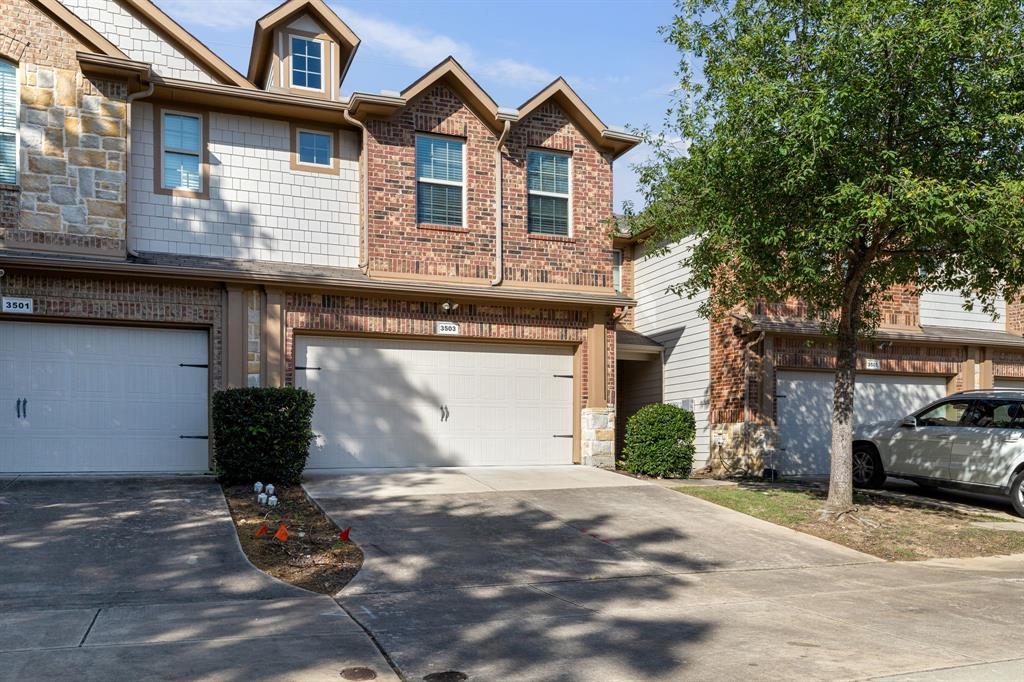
[707,422,779,477]
[581,407,615,468]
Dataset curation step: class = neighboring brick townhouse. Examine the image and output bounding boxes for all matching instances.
[615,236,1024,478]
[0,0,640,474]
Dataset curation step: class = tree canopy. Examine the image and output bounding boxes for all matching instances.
[630,0,1024,512]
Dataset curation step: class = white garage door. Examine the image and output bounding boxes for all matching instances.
[0,321,209,473]
[296,336,575,468]
[776,371,946,476]
[994,378,1024,390]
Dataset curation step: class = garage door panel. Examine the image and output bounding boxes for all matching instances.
[778,371,946,476]
[0,322,209,473]
[298,336,574,468]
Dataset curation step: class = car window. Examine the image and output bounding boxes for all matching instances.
[963,400,1024,429]
[916,400,972,427]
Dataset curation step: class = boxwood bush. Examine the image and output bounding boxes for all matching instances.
[622,403,695,478]
[211,387,316,485]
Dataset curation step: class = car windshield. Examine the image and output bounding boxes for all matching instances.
[916,400,971,427]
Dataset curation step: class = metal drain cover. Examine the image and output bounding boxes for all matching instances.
[423,672,468,682]
[339,668,377,680]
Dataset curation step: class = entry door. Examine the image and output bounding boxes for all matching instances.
[296,336,575,468]
[0,321,209,473]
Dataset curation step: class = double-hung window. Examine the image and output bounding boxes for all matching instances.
[290,36,323,91]
[527,149,570,236]
[612,249,623,292]
[0,60,17,185]
[416,135,464,227]
[161,111,203,192]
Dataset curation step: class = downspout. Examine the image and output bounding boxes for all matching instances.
[490,113,514,286]
[124,74,155,259]
[343,109,369,273]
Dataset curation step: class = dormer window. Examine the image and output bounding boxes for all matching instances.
[289,35,323,91]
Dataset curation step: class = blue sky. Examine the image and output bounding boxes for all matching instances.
[158,0,681,210]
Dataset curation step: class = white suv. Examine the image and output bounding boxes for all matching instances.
[852,390,1024,516]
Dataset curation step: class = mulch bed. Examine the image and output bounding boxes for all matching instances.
[223,484,363,595]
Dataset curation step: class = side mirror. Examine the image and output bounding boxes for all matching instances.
[900,416,917,428]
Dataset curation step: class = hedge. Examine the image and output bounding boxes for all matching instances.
[211,387,316,485]
[621,403,696,478]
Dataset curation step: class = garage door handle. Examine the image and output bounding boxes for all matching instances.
[553,434,573,438]
[15,398,21,419]
[21,399,26,419]
[179,435,209,439]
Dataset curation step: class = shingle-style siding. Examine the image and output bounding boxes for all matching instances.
[129,103,360,266]
[0,0,129,257]
[365,84,617,290]
[919,289,1007,331]
[60,0,218,84]
[631,238,711,465]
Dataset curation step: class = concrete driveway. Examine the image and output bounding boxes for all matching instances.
[306,467,1024,681]
[0,477,397,681]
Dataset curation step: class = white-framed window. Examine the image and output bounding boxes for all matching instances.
[161,110,203,192]
[527,149,571,236]
[612,249,623,292]
[0,59,18,185]
[296,129,332,167]
[416,134,464,227]
[289,35,323,91]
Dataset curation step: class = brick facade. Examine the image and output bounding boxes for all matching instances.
[365,83,618,290]
[0,268,225,387]
[1,0,129,257]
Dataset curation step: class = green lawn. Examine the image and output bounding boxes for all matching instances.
[677,485,1024,561]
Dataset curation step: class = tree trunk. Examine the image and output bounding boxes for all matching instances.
[824,301,861,516]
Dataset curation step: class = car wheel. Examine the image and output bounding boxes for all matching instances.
[1010,470,1024,518]
[852,444,886,489]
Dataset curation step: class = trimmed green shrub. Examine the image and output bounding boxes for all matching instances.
[211,387,316,485]
[622,403,695,478]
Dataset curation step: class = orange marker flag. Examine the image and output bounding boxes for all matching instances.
[339,527,351,542]
[255,524,269,538]
[274,523,289,542]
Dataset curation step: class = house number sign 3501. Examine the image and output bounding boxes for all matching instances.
[435,321,461,336]
[2,297,33,314]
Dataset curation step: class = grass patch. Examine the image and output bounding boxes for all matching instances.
[677,485,1024,561]
[223,484,363,594]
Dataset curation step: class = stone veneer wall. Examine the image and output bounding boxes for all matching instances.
[1,0,128,257]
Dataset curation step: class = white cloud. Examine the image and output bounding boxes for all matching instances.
[157,0,555,86]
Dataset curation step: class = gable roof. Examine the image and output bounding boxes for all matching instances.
[30,0,127,59]
[400,57,503,134]
[518,78,639,159]
[247,0,360,87]
[119,0,254,88]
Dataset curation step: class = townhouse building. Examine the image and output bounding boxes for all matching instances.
[0,0,640,474]
[616,237,1024,477]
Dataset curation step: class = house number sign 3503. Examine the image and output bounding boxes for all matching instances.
[435,321,461,336]
[2,297,33,314]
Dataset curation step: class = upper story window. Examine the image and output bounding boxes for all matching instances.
[0,60,17,185]
[612,249,623,292]
[298,130,332,166]
[160,110,204,193]
[416,135,464,227]
[527,149,571,236]
[290,36,323,91]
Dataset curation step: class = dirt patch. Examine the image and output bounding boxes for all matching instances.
[223,484,363,594]
[677,484,1024,561]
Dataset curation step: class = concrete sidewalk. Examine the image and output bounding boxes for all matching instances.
[0,477,397,682]
[308,466,1024,681]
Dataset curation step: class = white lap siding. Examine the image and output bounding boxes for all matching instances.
[919,290,1006,331]
[129,103,361,267]
[632,238,711,466]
